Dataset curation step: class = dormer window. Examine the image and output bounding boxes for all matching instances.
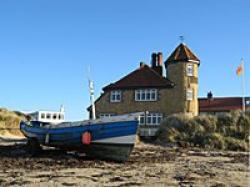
[135,89,157,101]
[110,90,122,102]
[187,64,194,76]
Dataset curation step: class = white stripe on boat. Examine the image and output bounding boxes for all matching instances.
[92,134,136,144]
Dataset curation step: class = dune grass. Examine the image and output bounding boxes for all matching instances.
[156,110,250,151]
[0,108,26,136]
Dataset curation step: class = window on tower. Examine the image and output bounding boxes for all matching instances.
[187,64,194,76]
[186,89,193,101]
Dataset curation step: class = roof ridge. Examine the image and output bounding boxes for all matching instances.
[183,43,200,61]
[199,96,249,99]
[181,43,189,59]
[103,63,174,91]
[103,65,143,89]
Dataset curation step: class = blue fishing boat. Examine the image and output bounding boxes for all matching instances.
[20,113,140,162]
[20,78,141,162]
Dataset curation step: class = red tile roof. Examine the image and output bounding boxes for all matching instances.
[103,64,174,91]
[199,97,250,112]
[165,43,200,64]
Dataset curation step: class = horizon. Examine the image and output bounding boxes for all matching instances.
[0,0,249,120]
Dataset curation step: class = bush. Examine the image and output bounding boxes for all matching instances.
[193,115,217,133]
[157,121,183,143]
[206,133,225,149]
[0,108,25,136]
[245,110,250,118]
[164,114,191,132]
[216,113,237,136]
[224,137,249,151]
[236,115,250,140]
[156,112,250,151]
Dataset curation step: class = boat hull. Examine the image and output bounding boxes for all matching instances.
[20,118,139,162]
[84,142,134,162]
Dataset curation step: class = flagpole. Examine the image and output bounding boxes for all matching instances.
[241,58,246,114]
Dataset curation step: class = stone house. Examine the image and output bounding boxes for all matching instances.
[88,43,200,137]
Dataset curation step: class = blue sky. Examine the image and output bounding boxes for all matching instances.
[0,0,249,120]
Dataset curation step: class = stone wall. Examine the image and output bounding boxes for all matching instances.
[94,87,191,118]
[166,62,199,116]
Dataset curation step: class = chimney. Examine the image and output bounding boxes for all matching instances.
[151,52,163,76]
[157,52,163,66]
[151,53,157,67]
[140,61,145,68]
[207,91,213,100]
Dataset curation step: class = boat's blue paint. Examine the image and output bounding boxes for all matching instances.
[20,120,138,147]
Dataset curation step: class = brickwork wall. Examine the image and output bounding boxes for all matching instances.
[94,89,182,117]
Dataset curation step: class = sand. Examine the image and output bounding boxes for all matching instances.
[0,136,249,187]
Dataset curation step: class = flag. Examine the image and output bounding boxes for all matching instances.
[236,64,243,76]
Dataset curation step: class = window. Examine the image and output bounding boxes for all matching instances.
[246,100,250,106]
[53,114,57,120]
[110,90,122,102]
[139,115,145,124]
[99,113,115,118]
[46,113,51,119]
[186,64,194,76]
[41,113,45,119]
[139,113,163,125]
[135,89,157,101]
[186,89,193,101]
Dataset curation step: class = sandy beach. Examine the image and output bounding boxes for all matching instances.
[0,136,249,187]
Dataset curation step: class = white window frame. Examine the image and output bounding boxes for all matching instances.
[186,64,194,76]
[186,89,193,101]
[135,89,157,101]
[139,113,163,126]
[110,90,122,102]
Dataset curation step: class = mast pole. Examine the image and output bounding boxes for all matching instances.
[89,79,96,120]
[241,58,246,114]
[87,67,96,120]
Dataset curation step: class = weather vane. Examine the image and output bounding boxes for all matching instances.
[179,35,184,43]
